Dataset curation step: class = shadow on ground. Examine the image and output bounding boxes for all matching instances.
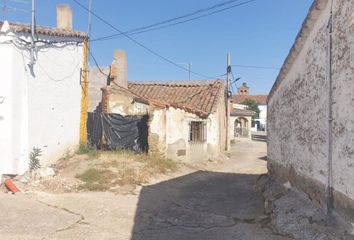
[251,134,267,142]
[130,171,287,240]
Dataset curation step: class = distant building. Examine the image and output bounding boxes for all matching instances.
[268,0,354,221]
[232,83,268,132]
[230,108,256,139]
[0,4,86,174]
[95,50,227,162]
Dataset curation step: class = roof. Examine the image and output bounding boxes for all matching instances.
[0,21,87,39]
[233,94,268,105]
[231,108,256,117]
[268,0,328,102]
[127,80,226,117]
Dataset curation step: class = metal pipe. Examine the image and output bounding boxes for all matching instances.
[326,0,334,215]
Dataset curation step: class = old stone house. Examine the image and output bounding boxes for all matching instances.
[232,83,268,132]
[268,0,354,221]
[95,50,227,162]
[0,5,86,175]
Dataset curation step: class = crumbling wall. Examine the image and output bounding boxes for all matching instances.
[268,0,354,220]
[88,66,110,112]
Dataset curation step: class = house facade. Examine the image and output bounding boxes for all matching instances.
[97,50,227,162]
[232,83,267,132]
[230,106,255,139]
[268,0,354,220]
[0,5,86,175]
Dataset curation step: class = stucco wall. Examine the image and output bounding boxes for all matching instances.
[268,0,354,204]
[0,42,29,174]
[230,116,252,139]
[88,66,110,112]
[0,32,84,174]
[162,107,222,162]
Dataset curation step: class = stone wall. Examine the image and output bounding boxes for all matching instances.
[268,0,354,220]
[88,66,110,112]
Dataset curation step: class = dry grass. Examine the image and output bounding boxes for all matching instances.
[70,147,178,192]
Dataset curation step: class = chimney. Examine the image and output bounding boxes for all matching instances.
[56,4,73,31]
[111,49,128,89]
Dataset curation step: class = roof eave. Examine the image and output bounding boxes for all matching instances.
[267,0,329,103]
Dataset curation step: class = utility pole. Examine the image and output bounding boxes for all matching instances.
[30,0,35,65]
[87,0,92,67]
[188,62,191,81]
[79,0,92,145]
[226,52,231,151]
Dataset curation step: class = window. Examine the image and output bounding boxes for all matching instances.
[189,121,207,143]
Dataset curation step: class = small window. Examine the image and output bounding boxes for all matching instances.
[189,121,207,143]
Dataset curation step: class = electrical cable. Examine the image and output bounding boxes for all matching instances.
[91,0,257,42]
[72,0,234,80]
[231,64,280,70]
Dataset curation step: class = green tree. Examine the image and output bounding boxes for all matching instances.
[241,99,260,120]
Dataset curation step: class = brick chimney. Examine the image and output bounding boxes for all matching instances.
[111,49,128,89]
[238,82,249,95]
[56,4,73,31]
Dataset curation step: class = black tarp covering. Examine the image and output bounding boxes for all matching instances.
[87,112,148,152]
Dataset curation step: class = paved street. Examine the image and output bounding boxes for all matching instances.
[0,139,291,240]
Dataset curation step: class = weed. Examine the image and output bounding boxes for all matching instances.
[76,168,114,191]
[76,144,100,158]
[73,149,178,191]
[29,147,42,171]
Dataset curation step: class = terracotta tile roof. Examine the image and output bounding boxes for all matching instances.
[128,80,225,117]
[233,94,268,105]
[231,108,256,117]
[0,21,87,39]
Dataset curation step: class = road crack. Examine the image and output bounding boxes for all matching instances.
[36,200,87,232]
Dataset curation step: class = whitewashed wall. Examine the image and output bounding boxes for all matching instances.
[268,0,354,202]
[0,29,83,174]
[149,106,223,162]
[258,105,267,130]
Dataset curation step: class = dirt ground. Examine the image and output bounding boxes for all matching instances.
[0,138,291,240]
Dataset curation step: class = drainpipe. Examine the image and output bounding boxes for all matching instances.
[326,0,334,215]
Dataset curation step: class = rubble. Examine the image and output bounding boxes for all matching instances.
[255,175,354,240]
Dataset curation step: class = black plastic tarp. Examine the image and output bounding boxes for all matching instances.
[87,112,148,152]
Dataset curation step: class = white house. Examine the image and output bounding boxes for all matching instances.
[0,4,86,175]
[268,0,354,221]
[232,83,268,132]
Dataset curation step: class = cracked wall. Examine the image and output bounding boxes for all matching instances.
[268,0,354,216]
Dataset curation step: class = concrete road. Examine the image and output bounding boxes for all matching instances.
[0,139,290,240]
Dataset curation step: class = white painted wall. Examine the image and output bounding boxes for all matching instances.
[257,105,267,131]
[268,0,354,201]
[149,106,222,162]
[0,27,83,174]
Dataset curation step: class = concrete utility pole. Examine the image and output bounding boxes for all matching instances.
[226,52,231,151]
[30,0,35,65]
[87,0,92,67]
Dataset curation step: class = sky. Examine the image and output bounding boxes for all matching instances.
[1,0,313,93]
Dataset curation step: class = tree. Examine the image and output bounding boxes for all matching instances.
[241,99,260,120]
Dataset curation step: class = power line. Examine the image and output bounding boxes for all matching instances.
[231,64,280,70]
[72,0,222,80]
[91,0,257,42]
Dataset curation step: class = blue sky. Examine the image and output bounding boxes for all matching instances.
[2,0,312,93]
